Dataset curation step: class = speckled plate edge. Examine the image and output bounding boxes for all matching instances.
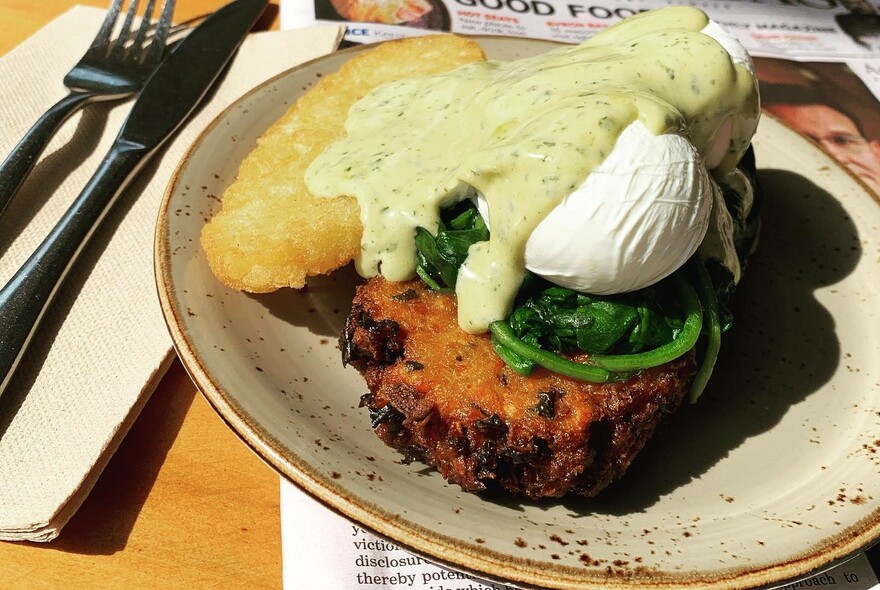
[154,38,880,590]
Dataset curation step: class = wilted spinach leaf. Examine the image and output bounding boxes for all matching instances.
[507,278,682,356]
[415,200,488,291]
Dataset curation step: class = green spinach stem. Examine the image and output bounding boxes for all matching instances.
[488,270,704,383]
[588,271,703,372]
[689,258,721,403]
[489,321,616,382]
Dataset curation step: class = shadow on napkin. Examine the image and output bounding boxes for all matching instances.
[21,363,196,554]
[0,152,166,440]
[0,103,115,258]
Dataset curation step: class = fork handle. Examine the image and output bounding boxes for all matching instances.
[0,140,145,396]
[0,90,97,218]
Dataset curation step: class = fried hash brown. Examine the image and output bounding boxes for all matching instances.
[200,35,486,292]
[343,277,697,499]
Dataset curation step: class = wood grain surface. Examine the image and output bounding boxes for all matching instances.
[0,1,283,587]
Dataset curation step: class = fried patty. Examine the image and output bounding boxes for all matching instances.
[342,277,697,499]
[200,35,486,293]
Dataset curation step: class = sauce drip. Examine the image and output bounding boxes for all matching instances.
[305,6,759,333]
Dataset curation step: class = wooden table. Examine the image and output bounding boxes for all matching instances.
[0,1,283,587]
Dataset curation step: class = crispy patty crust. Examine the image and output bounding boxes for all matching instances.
[342,277,697,499]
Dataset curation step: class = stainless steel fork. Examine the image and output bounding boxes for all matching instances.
[0,0,175,218]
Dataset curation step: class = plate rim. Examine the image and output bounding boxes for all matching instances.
[154,37,880,590]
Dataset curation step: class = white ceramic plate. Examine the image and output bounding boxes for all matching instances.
[155,38,880,589]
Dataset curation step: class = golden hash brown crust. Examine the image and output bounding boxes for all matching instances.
[343,277,697,499]
[200,35,486,292]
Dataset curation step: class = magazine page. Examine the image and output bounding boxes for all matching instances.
[755,56,880,196]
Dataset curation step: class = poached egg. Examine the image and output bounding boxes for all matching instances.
[471,20,757,295]
[307,8,761,332]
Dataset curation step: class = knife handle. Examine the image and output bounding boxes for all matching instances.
[0,91,97,219]
[0,141,145,396]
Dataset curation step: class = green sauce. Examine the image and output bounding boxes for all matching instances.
[305,6,759,333]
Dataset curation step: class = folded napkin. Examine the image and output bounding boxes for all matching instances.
[0,5,343,542]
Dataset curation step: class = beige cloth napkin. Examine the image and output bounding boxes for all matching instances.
[0,5,343,542]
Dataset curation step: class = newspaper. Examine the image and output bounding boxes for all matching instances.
[281,478,879,589]
[279,0,880,60]
[277,2,880,588]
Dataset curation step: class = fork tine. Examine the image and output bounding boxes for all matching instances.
[109,0,140,58]
[89,0,125,50]
[130,0,158,58]
[145,0,176,65]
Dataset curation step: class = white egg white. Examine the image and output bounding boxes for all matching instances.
[522,121,714,294]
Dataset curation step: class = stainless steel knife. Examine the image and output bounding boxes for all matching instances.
[0,0,268,397]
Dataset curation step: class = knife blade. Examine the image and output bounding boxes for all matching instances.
[0,0,268,397]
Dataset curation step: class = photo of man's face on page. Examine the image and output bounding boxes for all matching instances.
[756,58,880,196]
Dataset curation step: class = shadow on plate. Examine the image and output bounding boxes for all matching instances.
[244,169,863,518]
[482,169,863,515]
[249,264,360,338]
